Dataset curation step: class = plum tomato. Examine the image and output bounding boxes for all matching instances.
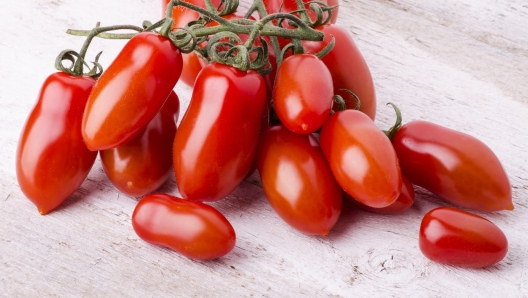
[319,110,402,208]
[100,91,179,197]
[82,32,182,151]
[273,54,333,134]
[392,120,513,212]
[132,193,236,260]
[303,24,377,120]
[256,125,342,235]
[419,207,508,268]
[348,175,415,214]
[16,72,97,214]
[173,63,267,202]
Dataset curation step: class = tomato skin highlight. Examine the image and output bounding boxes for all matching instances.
[348,175,415,214]
[303,24,377,120]
[100,91,179,197]
[82,32,182,151]
[273,54,333,134]
[173,63,267,202]
[16,72,97,214]
[392,120,513,212]
[319,110,402,208]
[419,207,508,268]
[132,193,236,260]
[256,125,342,235]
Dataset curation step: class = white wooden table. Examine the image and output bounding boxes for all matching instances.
[1,0,527,296]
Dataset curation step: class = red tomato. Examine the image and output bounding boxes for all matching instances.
[392,120,513,212]
[173,63,267,202]
[347,175,415,214]
[319,110,401,208]
[419,207,508,268]
[16,72,98,214]
[303,24,376,120]
[100,91,179,197]
[132,193,236,260]
[273,54,333,134]
[82,32,182,151]
[256,125,342,235]
[263,0,338,24]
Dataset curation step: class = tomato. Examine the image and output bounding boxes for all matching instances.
[100,91,179,197]
[173,63,267,202]
[16,72,98,214]
[303,24,376,120]
[256,126,342,235]
[347,175,414,214]
[419,207,508,268]
[319,110,401,208]
[273,54,333,134]
[263,0,338,24]
[392,120,513,212]
[82,32,182,151]
[132,193,236,260]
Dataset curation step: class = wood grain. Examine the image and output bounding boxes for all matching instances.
[1,0,527,296]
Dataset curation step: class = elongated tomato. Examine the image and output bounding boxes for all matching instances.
[420,207,508,267]
[132,193,236,260]
[319,110,401,208]
[82,32,182,151]
[256,125,342,235]
[100,91,179,197]
[392,120,513,211]
[273,54,333,134]
[17,72,97,214]
[173,63,267,202]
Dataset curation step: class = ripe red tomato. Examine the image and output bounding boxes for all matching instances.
[100,91,179,197]
[82,32,182,151]
[392,120,513,212]
[132,193,236,260]
[348,175,415,214]
[16,72,98,214]
[419,207,508,268]
[263,0,338,24]
[273,54,333,134]
[303,24,377,120]
[319,110,401,208]
[173,63,267,202]
[256,125,342,235]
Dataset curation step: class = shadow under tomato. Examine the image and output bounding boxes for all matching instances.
[51,163,111,214]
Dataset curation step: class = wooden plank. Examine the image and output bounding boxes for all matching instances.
[1,0,527,296]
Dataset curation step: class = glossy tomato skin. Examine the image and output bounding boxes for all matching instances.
[100,91,179,197]
[256,125,342,235]
[392,121,513,212]
[419,207,508,268]
[273,54,333,134]
[347,175,414,214]
[132,193,236,260]
[16,72,98,214]
[82,32,182,151]
[319,110,401,208]
[303,24,376,120]
[173,63,267,202]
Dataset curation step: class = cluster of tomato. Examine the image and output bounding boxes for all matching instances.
[16,0,513,266]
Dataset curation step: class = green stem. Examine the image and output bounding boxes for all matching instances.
[383,103,402,140]
[72,23,144,74]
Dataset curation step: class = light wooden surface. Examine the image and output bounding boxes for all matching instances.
[1,0,527,297]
